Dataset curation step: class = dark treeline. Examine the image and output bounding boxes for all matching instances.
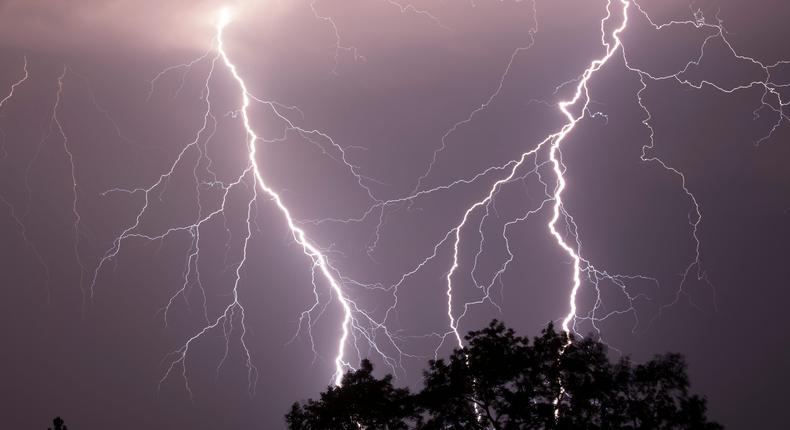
[48,416,68,430]
[286,321,721,429]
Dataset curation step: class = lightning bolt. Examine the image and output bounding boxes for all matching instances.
[0,57,49,293]
[319,0,783,358]
[214,7,355,386]
[0,56,28,113]
[89,7,410,396]
[551,0,632,334]
[51,68,87,305]
[7,65,84,304]
[435,0,788,347]
[350,0,640,351]
[5,0,786,406]
[125,0,789,397]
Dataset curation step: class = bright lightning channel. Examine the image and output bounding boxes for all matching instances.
[214,6,353,387]
[552,0,630,333]
[437,0,633,347]
[14,0,784,400]
[0,56,28,111]
[88,4,416,396]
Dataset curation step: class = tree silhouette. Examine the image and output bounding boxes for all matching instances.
[418,321,561,428]
[286,359,419,429]
[48,416,68,430]
[286,320,722,429]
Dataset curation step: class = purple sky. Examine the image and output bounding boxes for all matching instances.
[1,0,789,428]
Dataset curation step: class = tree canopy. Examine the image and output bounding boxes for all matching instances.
[286,321,721,429]
[48,416,69,430]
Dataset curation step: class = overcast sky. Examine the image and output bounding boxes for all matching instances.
[1,0,789,428]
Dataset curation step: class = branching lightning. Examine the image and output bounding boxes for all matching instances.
[303,0,787,357]
[52,68,88,305]
[90,7,408,393]
[0,55,52,300]
[3,0,787,403]
[214,7,356,386]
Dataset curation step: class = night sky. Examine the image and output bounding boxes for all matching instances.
[1,0,789,428]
